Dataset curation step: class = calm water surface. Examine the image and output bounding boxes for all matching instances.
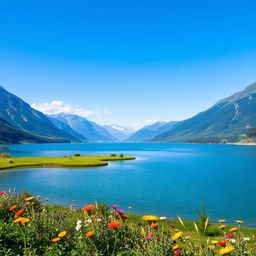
[1,143,256,226]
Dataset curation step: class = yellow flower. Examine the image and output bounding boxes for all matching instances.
[142,215,158,221]
[13,217,23,223]
[58,231,67,238]
[52,237,60,242]
[172,231,183,241]
[219,246,234,255]
[219,225,226,229]
[13,217,30,224]
[229,227,238,232]
[236,220,243,224]
[211,240,218,245]
[36,195,41,198]
[218,219,226,223]
[208,245,215,249]
[25,196,34,201]
[172,244,179,250]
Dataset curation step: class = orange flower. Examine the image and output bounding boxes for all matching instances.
[85,231,95,237]
[219,225,226,230]
[58,231,67,238]
[108,221,121,229]
[150,223,159,229]
[13,217,23,223]
[82,205,95,211]
[13,217,29,224]
[15,209,24,218]
[142,215,158,222]
[52,237,60,242]
[9,205,18,211]
[229,227,238,232]
[173,228,180,233]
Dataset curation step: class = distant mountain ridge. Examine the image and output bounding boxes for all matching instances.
[127,121,179,142]
[0,86,78,142]
[103,124,134,141]
[153,82,256,142]
[50,113,117,142]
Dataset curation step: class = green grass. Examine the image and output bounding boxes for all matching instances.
[0,154,136,170]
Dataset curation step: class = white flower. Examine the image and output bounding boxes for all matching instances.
[159,217,167,220]
[230,239,236,244]
[243,237,251,241]
[97,218,102,222]
[75,220,82,231]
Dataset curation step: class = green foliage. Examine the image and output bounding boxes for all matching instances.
[196,204,210,235]
[74,153,80,157]
[0,153,10,158]
[0,191,256,255]
[119,154,124,158]
[110,154,116,157]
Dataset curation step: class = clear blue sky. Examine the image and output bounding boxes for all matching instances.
[1,0,256,128]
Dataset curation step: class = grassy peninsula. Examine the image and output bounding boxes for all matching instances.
[0,154,135,171]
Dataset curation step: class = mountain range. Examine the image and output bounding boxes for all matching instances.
[153,82,256,143]
[0,82,256,144]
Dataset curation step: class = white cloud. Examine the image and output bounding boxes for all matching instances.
[31,100,110,118]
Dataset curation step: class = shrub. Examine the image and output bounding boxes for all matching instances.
[119,154,124,158]
[110,154,116,157]
[74,153,80,157]
[8,160,14,164]
[0,153,11,158]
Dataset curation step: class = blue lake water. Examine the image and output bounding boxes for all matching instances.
[1,143,256,226]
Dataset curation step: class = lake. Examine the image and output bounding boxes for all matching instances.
[1,143,256,227]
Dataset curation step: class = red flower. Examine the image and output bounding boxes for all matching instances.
[173,250,182,255]
[0,191,5,196]
[15,209,24,218]
[121,214,129,219]
[218,241,227,247]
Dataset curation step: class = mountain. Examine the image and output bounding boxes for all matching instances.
[50,113,117,142]
[153,82,256,143]
[0,86,78,142]
[0,117,69,144]
[47,115,88,141]
[127,121,179,142]
[103,125,134,141]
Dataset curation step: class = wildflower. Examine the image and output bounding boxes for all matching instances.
[128,206,132,210]
[230,239,236,244]
[219,225,226,229]
[218,219,226,223]
[208,245,215,249]
[219,246,234,255]
[25,196,34,201]
[13,217,23,223]
[218,241,227,247]
[111,205,118,209]
[172,231,183,241]
[172,244,179,250]
[169,224,175,228]
[0,191,5,196]
[236,220,243,224]
[52,237,60,242]
[121,214,129,219]
[85,231,95,237]
[229,227,238,232]
[15,209,24,218]
[58,231,67,238]
[159,216,167,220]
[243,237,250,241]
[116,209,124,215]
[142,215,158,222]
[9,205,18,211]
[173,250,182,255]
[13,217,29,224]
[211,240,218,245]
[114,214,119,218]
[36,195,41,198]
[82,205,95,212]
[145,235,152,240]
[75,220,82,231]
[108,221,121,229]
[45,198,49,201]
[149,223,158,229]
[173,228,180,232]
[226,233,234,239]
[24,202,30,206]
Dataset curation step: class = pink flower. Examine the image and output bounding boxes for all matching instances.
[114,214,119,218]
[226,233,234,239]
[116,209,124,215]
[0,191,5,196]
[111,205,118,209]
[145,235,152,240]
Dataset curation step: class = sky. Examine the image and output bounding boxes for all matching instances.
[1,0,256,129]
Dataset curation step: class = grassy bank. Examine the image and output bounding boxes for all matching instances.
[0,191,256,255]
[0,154,136,171]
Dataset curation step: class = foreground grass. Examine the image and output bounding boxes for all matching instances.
[0,191,256,255]
[0,154,135,170]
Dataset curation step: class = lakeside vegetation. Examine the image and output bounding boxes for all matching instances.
[0,191,256,255]
[0,153,135,171]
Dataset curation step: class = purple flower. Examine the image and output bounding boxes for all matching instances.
[111,205,118,209]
